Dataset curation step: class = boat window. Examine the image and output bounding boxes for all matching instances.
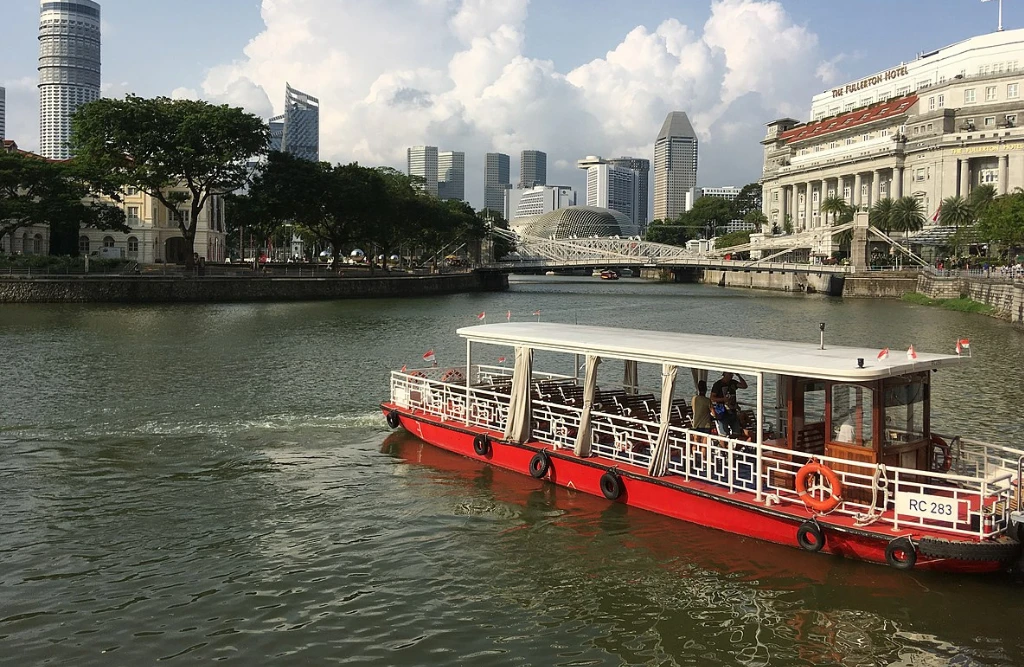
[884,375,926,446]
[831,383,874,448]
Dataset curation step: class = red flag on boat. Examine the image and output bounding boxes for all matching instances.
[877,347,889,361]
[956,338,970,354]
[422,349,435,363]
[498,356,506,364]
[506,310,511,322]
[401,364,407,372]
[533,310,541,316]
[477,311,486,320]
[907,345,918,360]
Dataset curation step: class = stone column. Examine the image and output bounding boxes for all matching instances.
[871,170,881,206]
[895,167,904,198]
[853,173,862,208]
[960,159,970,198]
[1000,154,1009,194]
[805,181,814,231]
[780,186,788,227]
[851,211,870,273]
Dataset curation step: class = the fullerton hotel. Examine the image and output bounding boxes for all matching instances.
[760,28,1024,251]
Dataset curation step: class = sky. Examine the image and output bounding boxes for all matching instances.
[1,0,1018,211]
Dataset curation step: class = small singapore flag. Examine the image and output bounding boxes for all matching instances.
[877,347,889,361]
[422,349,436,363]
[401,364,407,372]
[956,338,971,354]
[498,355,506,364]
[907,345,918,360]
[477,311,486,320]
[507,310,511,322]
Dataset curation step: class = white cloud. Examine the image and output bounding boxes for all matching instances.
[195,0,832,208]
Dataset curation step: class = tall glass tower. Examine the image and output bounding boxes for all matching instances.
[484,152,510,213]
[519,150,546,188]
[438,151,465,201]
[269,83,319,161]
[38,0,102,160]
[653,111,698,222]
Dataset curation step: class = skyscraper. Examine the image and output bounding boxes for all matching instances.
[268,83,319,161]
[38,0,102,160]
[408,146,439,196]
[484,152,510,213]
[520,150,547,188]
[653,111,698,222]
[0,87,5,140]
[608,157,650,230]
[577,156,642,233]
[438,151,465,201]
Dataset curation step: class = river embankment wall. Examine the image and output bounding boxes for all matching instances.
[0,271,509,304]
[916,273,1024,324]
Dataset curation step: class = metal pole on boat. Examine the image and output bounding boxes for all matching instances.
[755,371,764,502]
[465,339,472,426]
[819,322,826,350]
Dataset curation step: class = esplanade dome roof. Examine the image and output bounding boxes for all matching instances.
[512,206,637,239]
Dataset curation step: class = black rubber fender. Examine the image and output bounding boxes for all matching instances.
[473,434,491,456]
[529,451,551,479]
[918,535,1021,563]
[600,471,623,500]
[386,410,401,429]
[796,521,825,552]
[885,537,917,570]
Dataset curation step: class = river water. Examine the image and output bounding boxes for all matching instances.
[2,276,1024,666]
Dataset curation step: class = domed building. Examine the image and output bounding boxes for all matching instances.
[511,206,638,239]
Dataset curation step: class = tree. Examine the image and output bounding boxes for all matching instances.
[716,230,751,250]
[968,184,997,218]
[820,195,850,226]
[976,191,1024,259]
[644,219,692,246]
[687,196,734,238]
[890,196,926,242]
[71,95,269,267]
[732,182,763,219]
[743,209,768,233]
[869,197,896,234]
[0,149,127,256]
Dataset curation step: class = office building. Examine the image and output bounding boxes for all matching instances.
[760,28,1024,253]
[407,145,439,197]
[608,157,650,229]
[484,152,510,213]
[577,156,643,231]
[0,87,5,139]
[520,150,547,188]
[700,186,742,201]
[653,111,698,222]
[504,185,576,220]
[268,83,319,161]
[38,0,102,160]
[438,151,465,201]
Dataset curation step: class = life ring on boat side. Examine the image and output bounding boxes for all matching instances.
[473,433,491,456]
[885,537,917,570]
[600,471,624,500]
[930,434,952,473]
[441,368,466,384]
[796,521,825,552]
[795,462,843,513]
[386,410,401,429]
[529,451,551,479]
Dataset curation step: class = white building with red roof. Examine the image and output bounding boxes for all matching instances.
[760,28,1024,255]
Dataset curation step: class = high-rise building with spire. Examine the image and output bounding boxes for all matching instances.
[653,111,698,222]
[38,0,101,159]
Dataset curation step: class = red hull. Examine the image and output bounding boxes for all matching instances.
[382,403,1010,574]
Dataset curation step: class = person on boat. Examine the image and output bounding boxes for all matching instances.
[711,371,747,438]
[690,380,712,434]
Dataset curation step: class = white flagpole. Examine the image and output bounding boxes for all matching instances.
[1000,0,1004,32]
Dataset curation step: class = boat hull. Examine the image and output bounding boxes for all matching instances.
[382,404,1014,574]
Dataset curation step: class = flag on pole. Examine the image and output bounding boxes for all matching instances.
[401,364,407,373]
[506,309,511,322]
[533,309,541,321]
[477,311,486,321]
[498,356,506,364]
[931,204,942,223]
[956,338,971,354]
[907,344,918,360]
[422,349,435,363]
[877,347,889,361]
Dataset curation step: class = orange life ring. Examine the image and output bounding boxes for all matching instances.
[441,368,466,383]
[409,370,427,378]
[930,434,952,472]
[795,461,843,513]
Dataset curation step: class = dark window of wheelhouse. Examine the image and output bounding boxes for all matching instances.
[883,374,927,447]
[831,383,874,448]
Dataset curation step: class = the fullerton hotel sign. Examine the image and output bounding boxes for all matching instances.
[831,65,909,98]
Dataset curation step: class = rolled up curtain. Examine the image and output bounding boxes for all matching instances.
[573,355,602,457]
[503,346,533,443]
[691,367,708,394]
[624,359,638,395]
[648,363,678,476]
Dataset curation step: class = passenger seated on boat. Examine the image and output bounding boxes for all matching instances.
[836,422,855,444]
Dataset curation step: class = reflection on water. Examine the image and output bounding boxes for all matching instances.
[1,278,1023,665]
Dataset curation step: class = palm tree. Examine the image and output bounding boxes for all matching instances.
[891,196,926,248]
[968,184,996,218]
[820,195,849,226]
[744,209,769,234]
[869,197,896,234]
[939,194,975,257]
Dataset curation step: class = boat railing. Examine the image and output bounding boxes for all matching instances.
[474,364,574,386]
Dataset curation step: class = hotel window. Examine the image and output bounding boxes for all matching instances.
[1011,61,1019,72]
[1008,114,1018,125]
[927,123,934,132]
[965,89,976,104]
[937,94,945,108]
[985,116,996,127]
[986,86,997,102]
[846,138,855,145]
[881,128,890,137]
[773,191,779,202]
[915,168,927,182]
[844,103,854,112]
[862,133,871,141]
[127,206,139,219]
[829,141,837,149]
[929,97,936,111]
[1009,83,1019,99]
[897,86,910,96]
[125,187,137,196]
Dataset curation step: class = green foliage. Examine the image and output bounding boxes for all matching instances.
[890,196,926,235]
[732,182,762,219]
[71,95,269,266]
[976,190,1024,258]
[869,197,895,233]
[687,196,735,237]
[820,196,850,225]
[715,230,751,249]
[743,209,768,230]
[644,220,693,246]
[968,184,996,217]
[782,215,794,235]
[902,292,995,314]
[0,254,127,272]
[0,150,127,256]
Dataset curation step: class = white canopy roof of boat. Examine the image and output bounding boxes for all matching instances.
[457,323,969,381]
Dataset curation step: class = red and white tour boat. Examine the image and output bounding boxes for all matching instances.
[380,323,1023,573]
